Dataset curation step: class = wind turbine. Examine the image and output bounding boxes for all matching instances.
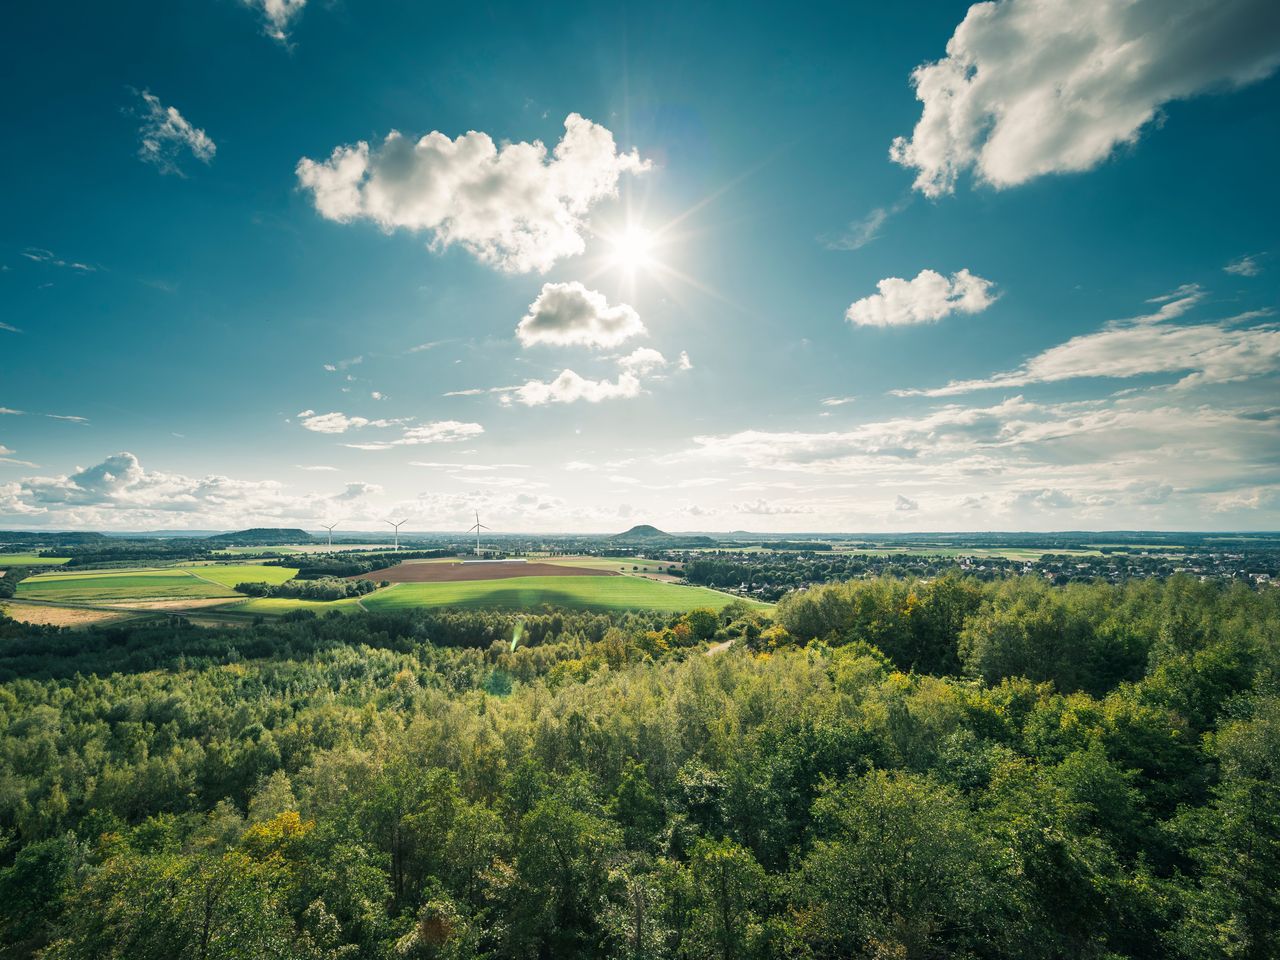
[468,510,490,556]
[321,522,338,548]
[385,519,408,551]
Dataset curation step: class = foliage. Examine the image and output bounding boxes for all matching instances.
[0,574,1275,958]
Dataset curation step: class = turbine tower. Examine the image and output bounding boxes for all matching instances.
[321,522,338,548]
[468,510,490,556]
[385,519,408,551]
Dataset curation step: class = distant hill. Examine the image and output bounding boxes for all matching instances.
[206,527,315,545]
[614,524,670,541]
[0,531,110,547]
[611,524,717,547]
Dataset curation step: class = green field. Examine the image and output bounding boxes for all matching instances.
[16,564,298,602]
[17,570,236,602]
[544,556,680,573]
[186,564,298,588]
[360,576,759,613]
[0,554,71,566]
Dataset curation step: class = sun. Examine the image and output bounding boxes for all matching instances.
[608,224,657,271]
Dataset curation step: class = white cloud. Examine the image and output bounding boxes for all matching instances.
[20,248,96,272]
[0,324,19,334]
[296,464,338,471]
[891,0,1280,196]
[894,494,919,512]
[333,481,381,500]
[1225,254,1263,277]
[734,498,810,515]
[898,292,1280,396]
[136,91,215,176]
[821,396,857,407]
[846,268,997,327]
[242,0,306,42]
[503,369,642,406]
[297,113,650,274]
[678,351,693,371]
[678,384,1280,528]
[616,347,668,375]
[517,282,645,348]
[296,410,400,434]
[0,408,24,415]
[344,421,485,450]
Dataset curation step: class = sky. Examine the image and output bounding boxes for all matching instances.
[2,0,1279,534]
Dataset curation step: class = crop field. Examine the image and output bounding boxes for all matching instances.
[0,554,71,566]
[543,556,682,573]
[16,564,298,602]
[359,560,615,584]
[360,576,762,613]
[213,543,399,556]
[186,564,298,588]
[0,602,132,628]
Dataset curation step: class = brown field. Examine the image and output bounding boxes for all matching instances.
[100,598,242,611]
[357,561,618,584]
[1,603,133,628]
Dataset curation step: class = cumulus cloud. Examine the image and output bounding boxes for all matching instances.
[517,282,645,348]
[894,494,919,512]
[674,385,1280,528]
[297,113,650,273]
[503,369,642,407]
[1225,254,1263,277]
[333,481,382,501]
[616,347,668,375]
[891,0,1280,197]
[846,268,997,327]
[242,0,306,42]
[898,290,1280,396]
[136,91,215,176]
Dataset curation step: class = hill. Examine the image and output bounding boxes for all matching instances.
[611,524,717,548]
[205,527,315,546]
[614,524,671,541]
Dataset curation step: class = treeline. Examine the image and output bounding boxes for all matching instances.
[265,551,451,580]
[0,575,1276,958]
[235,578,384,601]
[52,542,214,567]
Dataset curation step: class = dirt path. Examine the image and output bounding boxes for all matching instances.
[705,638,734,656]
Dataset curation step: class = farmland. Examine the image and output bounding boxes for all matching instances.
[542,555,681,573]
[359,575,759,613]
[0,553,71,566]
[15,564,298,602]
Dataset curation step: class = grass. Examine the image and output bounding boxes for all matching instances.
[17,570,235,602]
[16,564,298,602]
[0,554,71,566]
[360,576,762,613]
[185,565,298,588]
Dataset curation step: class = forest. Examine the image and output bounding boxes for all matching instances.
[0,574,1277,959]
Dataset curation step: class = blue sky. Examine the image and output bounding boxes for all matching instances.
[2,0,1279,532]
